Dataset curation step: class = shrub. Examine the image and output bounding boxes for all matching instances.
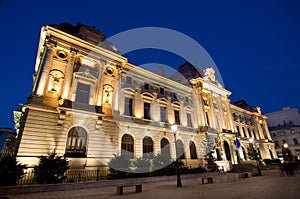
[205,151,219,172]
[108,154,131,179]
[0,155,27,186]
[34,152,69,184]
[132,158,151,173]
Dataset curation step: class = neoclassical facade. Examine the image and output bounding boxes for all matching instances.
[14,23,276,170]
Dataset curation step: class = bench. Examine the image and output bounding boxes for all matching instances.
[116,184,142,195]
[201,177,213,184]
[239,173,249,180]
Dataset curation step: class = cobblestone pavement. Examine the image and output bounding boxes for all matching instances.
[8,170,300,199]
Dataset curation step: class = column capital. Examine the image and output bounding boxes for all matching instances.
[45,38,57,48]
[70,47,79,54]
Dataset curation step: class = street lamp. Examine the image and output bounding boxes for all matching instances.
[282,143,292,162]
[171,124,182,187]
[248,138,262,176]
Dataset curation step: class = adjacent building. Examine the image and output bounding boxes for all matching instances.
[0,128,17,156]
[14,22,276,171]
[267,107,300,160]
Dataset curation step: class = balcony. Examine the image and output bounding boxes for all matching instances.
[59,99,103,114]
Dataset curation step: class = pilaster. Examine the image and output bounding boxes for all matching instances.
[61,49,76,99]
[35,41,56,96]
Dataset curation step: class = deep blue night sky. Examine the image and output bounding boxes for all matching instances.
[0,0,299,128]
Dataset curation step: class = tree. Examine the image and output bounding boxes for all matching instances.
[108,154,131,179]
[205,151,219,172]
[247,146,260,161]
[132,158,151,173]
[0,155,27,186]
[34,152,69,184]
[247,144,262,176]
[152,153,172,171]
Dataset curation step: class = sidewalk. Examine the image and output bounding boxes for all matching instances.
[7,170,300,199]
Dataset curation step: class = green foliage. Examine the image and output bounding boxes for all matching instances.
[108,153,206,179]
[152,154,184,176]
[0,155,27,186]
[34,152,69,184]
[205,151,219,172]
[152,153,172,170]
[247,146,260,161]
[132,158,151,173]
[108,154,131,179]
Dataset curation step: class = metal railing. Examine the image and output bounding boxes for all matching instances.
[13,168,108,186]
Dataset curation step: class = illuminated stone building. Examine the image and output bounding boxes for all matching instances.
[14,23,276,170]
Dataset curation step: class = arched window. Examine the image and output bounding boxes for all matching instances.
[176,140,185,159]
[65,126,87,157]
[189,141,197,159]
[236,150,241,164]
[121,134,134,158]
[224,141,231,161]
[216,148,222,160]
[242,147,247,160]
[269,149,274,159]
[143,136,154,158]
[161,138,170,159]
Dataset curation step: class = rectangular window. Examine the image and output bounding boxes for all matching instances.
[144,83,149,90]
[159,87,164,95]
[144,102,151,120]
[126,76,132,84]
[205,112,210,125]
[174,110,180,125]
[293,138,298,145]
[282,139,286,145]
[237,126,241,136]
[75,82,90,104]
[253,129,257,140]
[242,127,246,137]
[172,92,178,100]
[185,96,189,103]
[160,106,167,122]
[124,97,133,116]
[248,128,253,138]
[187,113,192,127]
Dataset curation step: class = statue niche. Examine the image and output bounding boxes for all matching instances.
[47,70,64,94]
[102,84,113,105]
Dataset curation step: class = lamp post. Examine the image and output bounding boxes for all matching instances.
[249,138,262,176]
[171,124,182,187]
[282,143,291,162]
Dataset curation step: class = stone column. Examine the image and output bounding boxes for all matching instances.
[209,92,217,129]
[225,99,235,132]
[96,62,105,106]
[198,89,207,127]
[192,87,200,128]
[35,42,55,96]
[263,121,272,140]
[113,66,122,111]
[256,119,265,140]
[180,101,186,126]
[61,50,76,99]
[216,96,226,130]
[151,93,160,122]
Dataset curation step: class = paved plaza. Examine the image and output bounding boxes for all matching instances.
[7,170,300,199]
